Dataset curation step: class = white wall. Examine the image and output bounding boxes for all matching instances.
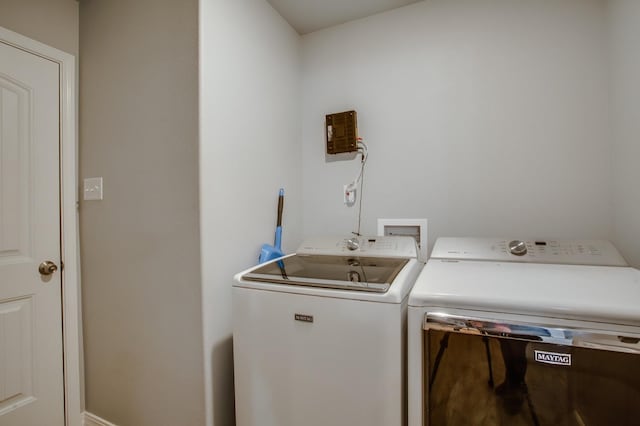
[199,1,302,424]
[0,0,78,56]
[301,0,612,250]
[609,0,640,268]
[80,1,204,425]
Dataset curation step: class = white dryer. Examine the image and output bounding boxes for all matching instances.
[408,238,640,426]
[233,236,423,426]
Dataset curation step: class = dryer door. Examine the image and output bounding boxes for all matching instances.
[423,314,640,426]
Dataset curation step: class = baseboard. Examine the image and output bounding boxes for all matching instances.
[83,411,118,426]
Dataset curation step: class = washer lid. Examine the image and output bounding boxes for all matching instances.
[243,254,409,293]
[409,259,640,326]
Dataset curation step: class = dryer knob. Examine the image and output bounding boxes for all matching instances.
[509,240,527,256]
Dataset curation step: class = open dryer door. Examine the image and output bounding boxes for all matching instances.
[423,313,640,426]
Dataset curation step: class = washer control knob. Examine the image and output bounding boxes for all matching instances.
[346,237,360,251]
[509,240,527,256]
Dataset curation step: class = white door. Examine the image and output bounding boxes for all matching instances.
[0,40,64,426]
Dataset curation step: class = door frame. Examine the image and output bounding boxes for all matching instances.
[0,27,82,426]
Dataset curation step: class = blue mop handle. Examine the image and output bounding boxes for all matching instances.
[274,188,284,250]
[274,226,282,251]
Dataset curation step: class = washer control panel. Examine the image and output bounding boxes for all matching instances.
[297,235,418,259]
[431,238,628,266]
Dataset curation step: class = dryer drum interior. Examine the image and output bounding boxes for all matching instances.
[423,315,640,426]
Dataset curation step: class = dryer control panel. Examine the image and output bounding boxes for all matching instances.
[297,235,418,259]
[431,238,627,266]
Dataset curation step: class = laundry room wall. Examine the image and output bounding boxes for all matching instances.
[199,0,302,425]
[79,0,205,425]
[0,0,78,56]
[608,0,640,268]
[300,0,612,251]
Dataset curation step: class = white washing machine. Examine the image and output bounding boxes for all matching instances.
[408,238,640,426]
[233,236,423,426]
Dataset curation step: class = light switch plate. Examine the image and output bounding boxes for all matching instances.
[83,177,103,201]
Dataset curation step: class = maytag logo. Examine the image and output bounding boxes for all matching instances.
[294,314,313,323]
[534,350,571,366]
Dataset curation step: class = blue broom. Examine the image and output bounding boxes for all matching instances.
[258,188,285,263]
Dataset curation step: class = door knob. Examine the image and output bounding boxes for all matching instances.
[39,261,58,276]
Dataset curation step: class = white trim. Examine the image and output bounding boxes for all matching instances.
[83,412,118,426]
[0,27,82,426]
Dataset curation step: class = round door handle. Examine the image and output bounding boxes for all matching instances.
[39,261,58,276]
